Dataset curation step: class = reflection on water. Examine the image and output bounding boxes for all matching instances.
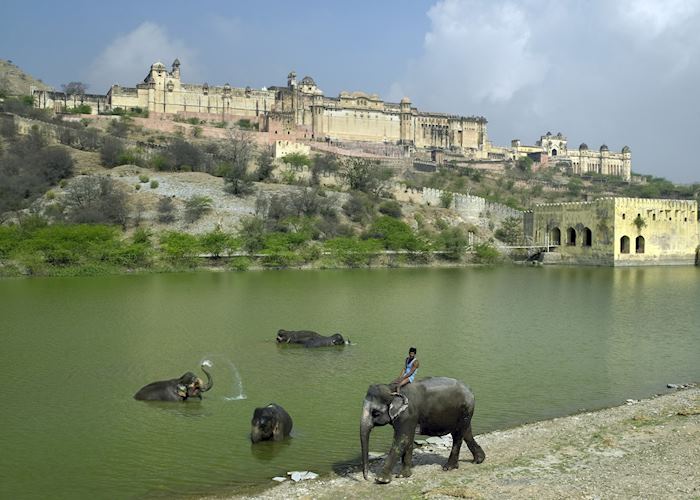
[0,266,698,498]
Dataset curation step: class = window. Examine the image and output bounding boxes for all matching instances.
[635,236,645,254]
[620,236,630,254]
[550,227,561,246]
[566,227,577,246]
[582,227,592,247]
[622,213,626,220]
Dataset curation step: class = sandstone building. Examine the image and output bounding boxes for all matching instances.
[512,132,632,181]
[524,198,699,266]
[34,60,488,154]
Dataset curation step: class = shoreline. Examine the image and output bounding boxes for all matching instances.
[209,385,699,499]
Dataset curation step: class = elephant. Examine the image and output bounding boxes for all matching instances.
[360,377,485,484]
[275,329,347,347]
[134,363,213,401]
[250,403,293,443]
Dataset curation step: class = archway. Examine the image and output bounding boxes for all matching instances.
[551,148,558,156]
[550,227,561,246]
[566,227,577,246]
[583,227,592,247]
[620,236,630,254]
[635,235,645,254]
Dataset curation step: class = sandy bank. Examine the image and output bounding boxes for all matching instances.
[214,386,699,499]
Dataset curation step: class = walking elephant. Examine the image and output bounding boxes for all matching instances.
[250,403,293,443]
[360,377,485,484]
[133,363,213,401]
[276,329,347,347]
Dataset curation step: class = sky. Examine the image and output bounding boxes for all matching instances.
[2,0,699,183]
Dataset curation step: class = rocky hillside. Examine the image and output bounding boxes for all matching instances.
[0,59,52,96]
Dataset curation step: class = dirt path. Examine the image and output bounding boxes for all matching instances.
[216,386,699,499]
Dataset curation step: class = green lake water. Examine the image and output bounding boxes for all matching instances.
[0,266,698,499]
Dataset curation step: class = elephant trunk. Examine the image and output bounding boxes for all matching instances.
[250,427,262,443]
[360,400,373,480]
[200,365,213,392]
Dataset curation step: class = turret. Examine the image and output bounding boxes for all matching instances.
[171,58,181,79]
[287,71,297,89]
[400,97,412,144]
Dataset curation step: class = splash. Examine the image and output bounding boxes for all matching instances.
[199,355,247,400]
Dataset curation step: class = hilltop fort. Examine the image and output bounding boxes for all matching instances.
[31,59,631,180]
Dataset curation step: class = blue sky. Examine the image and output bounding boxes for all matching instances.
[2,0,700,183]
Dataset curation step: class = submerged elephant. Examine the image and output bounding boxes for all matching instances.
[134,363,213,401]
[276,329,347,347]
[250,403,293,442]
[360,377,485,484]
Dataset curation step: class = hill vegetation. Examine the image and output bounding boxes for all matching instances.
[0,62,698,277]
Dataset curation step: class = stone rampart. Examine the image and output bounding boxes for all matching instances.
[392,184,522,224]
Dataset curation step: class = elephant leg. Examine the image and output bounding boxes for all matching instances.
[377,428,412,483]
[463,424,486,464]
[444,430,465,470]
[397,441,414,478]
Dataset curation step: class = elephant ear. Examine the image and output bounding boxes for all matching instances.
[388,392,409,421]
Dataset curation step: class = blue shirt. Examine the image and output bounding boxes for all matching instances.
[403,357,418,383]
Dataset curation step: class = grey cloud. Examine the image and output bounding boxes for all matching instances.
[86,22,200,93]
[393,0,700,182]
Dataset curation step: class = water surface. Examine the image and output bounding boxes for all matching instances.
[0,266,698,498]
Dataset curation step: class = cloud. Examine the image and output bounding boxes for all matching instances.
[87,22,199,92]
[392,0,700,181]
[391,0,548,109]
[616,0,700,39]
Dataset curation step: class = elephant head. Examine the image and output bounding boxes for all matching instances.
[360,384,409,479]
[329,333,345,345]
[276,330,291,343]
[179,365,213,399]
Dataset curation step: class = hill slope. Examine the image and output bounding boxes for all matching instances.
[0,59,52,96]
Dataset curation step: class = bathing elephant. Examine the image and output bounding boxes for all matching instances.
[134,363,213,401]
[276,329,347,347]
[250,403,293,443]
[360,377,485,484]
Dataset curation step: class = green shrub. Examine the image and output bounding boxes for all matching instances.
[229,256,250,271]
[134,184,141,191]
[282,152,311,168]
[366,216,422,251]
[199,230,235,258]
[138,174,150,183]
[68,104,92,115]
[324,237,382,267]
[192,126,203,138]
[184,196,213,223]
[378,200,403,218]
[159,231,200,265]
[473,242,500,264]
[150,180,159,189]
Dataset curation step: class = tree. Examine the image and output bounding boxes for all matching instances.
[238,216,266,253]
[494,216,523,245]
[199,230,235,258]
[254,146,275,181]
[282,152,310,168]
[100,137,125,167]
[220,130,255,195]
[311,154,339,185]
[516,156,533,175]
[438,227,468,260]
[157,197,176,223]
[341,157,392,196]
[64,176,128,227]
[61,82,88,96]
[378,200,402,218]
[184,196,212,223]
